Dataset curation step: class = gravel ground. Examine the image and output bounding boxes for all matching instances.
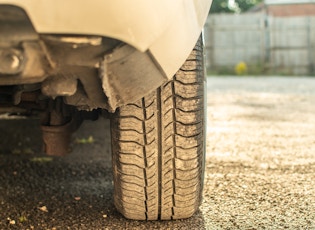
[203,76,315,229]
[0,76,315,229]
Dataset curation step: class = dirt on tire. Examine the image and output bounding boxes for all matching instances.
[110,37,206,220]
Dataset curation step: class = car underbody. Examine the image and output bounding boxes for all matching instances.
[0,5,170,155]
[0,1,211,220]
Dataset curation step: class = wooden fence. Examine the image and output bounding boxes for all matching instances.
[204,13,315,75]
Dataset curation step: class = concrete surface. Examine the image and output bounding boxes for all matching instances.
[0,76,315,229]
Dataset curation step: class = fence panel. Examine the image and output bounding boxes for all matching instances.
[205,14,265,70]
[205,13,315,75]
[269,16,312,74]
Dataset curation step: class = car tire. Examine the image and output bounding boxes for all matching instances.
[110,36,206,220]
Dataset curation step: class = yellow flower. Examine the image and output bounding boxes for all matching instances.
[235,61,248,75]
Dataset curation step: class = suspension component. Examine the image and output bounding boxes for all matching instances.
[41,99,82,156]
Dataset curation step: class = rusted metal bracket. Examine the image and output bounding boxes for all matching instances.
[40,99,82,156]
[41,118,76,156]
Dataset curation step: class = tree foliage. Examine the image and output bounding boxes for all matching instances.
[236,0,263,12]
[210,0,234,13]
[210,0,263,13]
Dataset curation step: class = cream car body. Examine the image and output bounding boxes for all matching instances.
[0,1,212,219]
[0,0,211,78]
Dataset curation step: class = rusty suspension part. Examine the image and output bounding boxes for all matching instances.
[41,98,82,156]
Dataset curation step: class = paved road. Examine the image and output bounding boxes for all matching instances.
[0,76,315,229]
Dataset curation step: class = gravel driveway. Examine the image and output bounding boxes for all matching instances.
[0,76,315,229]
[204,76,315,229]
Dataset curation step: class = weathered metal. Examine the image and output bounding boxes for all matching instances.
[0,48,24,75]
[41,75,77,98]
[40,99,82,156]
[0,1,212,158]
[41,118,74,156]
[0,5,51,85]
[0,0,212,79]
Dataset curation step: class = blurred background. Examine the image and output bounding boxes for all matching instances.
[205,0,315,76]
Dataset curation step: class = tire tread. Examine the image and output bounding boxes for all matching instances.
[111,37,205,220]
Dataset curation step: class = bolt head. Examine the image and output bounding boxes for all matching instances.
[0,48,24,75]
